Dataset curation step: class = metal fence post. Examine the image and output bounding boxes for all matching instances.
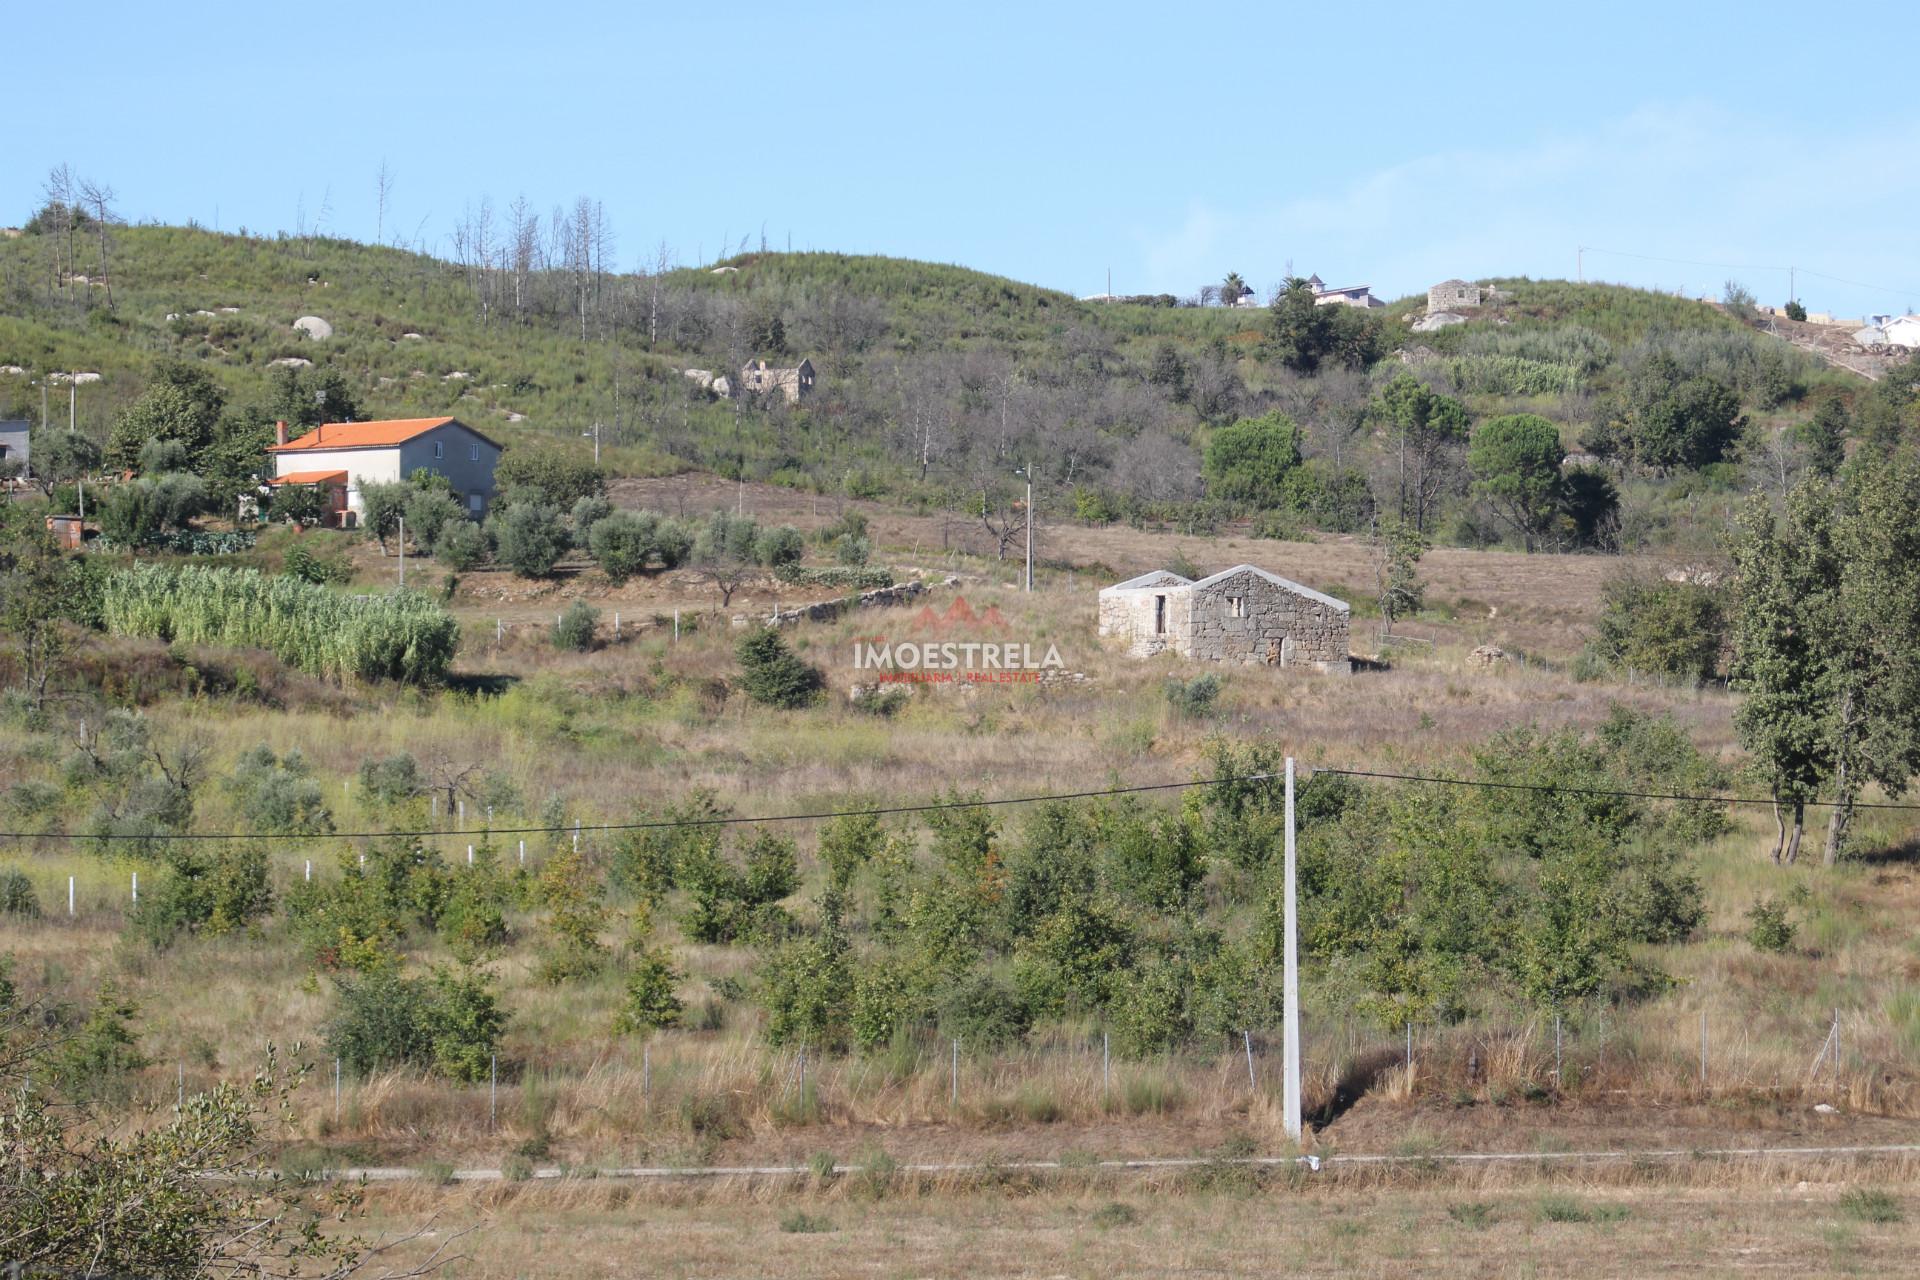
[950,1038,959,1108]
[1102,1031,1110,1094]
[1243,1030,1257,1091]
[334,1057,341,1123]
[490,1053,497,1132]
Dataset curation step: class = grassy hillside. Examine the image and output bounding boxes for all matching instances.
[3,221,1878,555]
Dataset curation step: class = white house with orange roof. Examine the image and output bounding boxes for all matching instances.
[267,416,503,523]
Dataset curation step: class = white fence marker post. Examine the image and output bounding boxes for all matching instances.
[305,859,312,882]
[467,845,474,866]
[334,1057,341,1122]
[496,618,503,643]
[1282,757,1302,1142]
[1244,1030,1257,1091]
[131,871,137,903]
[673,610,680,642]
[518,839,525,866]
[458,799,465,826]
[614,612,620,637]
[490,1054,498,1132]
[68,875,75,916]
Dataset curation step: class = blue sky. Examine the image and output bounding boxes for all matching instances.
[12,0,1920,316]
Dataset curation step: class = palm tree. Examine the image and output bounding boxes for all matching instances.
[1222,272,1247,308]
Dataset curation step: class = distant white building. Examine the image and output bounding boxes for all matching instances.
[1312,281,1385,309]
[1882,315,1920,349]
[0,420,28,478]
[268,416,502,522]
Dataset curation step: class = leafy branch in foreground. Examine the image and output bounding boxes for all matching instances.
[0,974,463,1278]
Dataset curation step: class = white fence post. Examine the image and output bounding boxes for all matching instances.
[68,875,75,917]
[131,871,138,904]
[1282,757,1302,1141]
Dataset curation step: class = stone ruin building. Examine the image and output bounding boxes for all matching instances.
[1097,565,1351,673]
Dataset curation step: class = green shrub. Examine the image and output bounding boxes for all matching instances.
[433,518,489,570]
[588,510,686,583]
[357,753,425,807]
[404,488,464,553]
[129,847,273,947]
[494,451,606,508]
[488,502,566,578]
[614,948,685,1034]
[282,538,352,585]
[325,965,505,1083]
[1746,898,1796,953]
[756,525,805,567]
[227,745,333,835]
[553,600,600,651]
[98,563,459,684]
[936,970,1030,1050]
[0,869,41,918]
[59,984,151,1097]
[779,1211,836,1234]
[1838,1188,1903,1224]
[736,627,822,709]
[1163,674,1221,719]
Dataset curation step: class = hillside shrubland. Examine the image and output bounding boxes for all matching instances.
[4,213,1904,561]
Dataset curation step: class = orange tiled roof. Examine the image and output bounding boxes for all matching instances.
[268,469,348,485]
[269,417,456,452]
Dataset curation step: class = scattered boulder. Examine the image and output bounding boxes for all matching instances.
[710,265,739,274]
[0,365,25,376]
[443,370,471,381]
[293,315,333,341]
[193,309,216,317]
[401,331,424,341]
[268,356,313,369]
[504,411,527,422]
[218,306,240,314]
[1468,644,1509,667]
[1411,311,1467,333]
[71,372,102,384]
[165,312,180,322]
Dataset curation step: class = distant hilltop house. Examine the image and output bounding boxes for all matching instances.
[1427,279,1482,313]
[1098,565,1351,674]
[739,358,817,404]
[267,416,501,526]
[1304,275,1385,310]
[1224,283,1259,308]
[1882,316,1920,349]
[0,420,28,478]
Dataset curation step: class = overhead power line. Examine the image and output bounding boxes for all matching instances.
[5,765,1919,847]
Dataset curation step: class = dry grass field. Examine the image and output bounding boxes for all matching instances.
[343,1157,1920,1278]
[7,480,1918,1277]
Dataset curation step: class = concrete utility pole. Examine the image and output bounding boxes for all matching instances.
[397,515,405,587]
[584,422,601,464]
[1283,756,1302,1142]
[1577,247,1585,283]
[1016,464,1034,592]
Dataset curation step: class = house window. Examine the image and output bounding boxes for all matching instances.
[468,494,484,513]
[434,441,445,459]
[1154,595,1167,635]
[469,443,479,461]
[1228,595,1246,618]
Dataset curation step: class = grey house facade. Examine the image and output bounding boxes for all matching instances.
[1098,565,1351,673]
[0,421,28,477]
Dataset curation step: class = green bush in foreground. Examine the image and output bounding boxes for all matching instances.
[98,562,459,684]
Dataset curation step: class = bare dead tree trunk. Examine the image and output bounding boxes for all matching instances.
[79,178,116,309]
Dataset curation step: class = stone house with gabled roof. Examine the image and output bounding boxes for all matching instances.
[1098,564,1351,673]
[739,358,816,404]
